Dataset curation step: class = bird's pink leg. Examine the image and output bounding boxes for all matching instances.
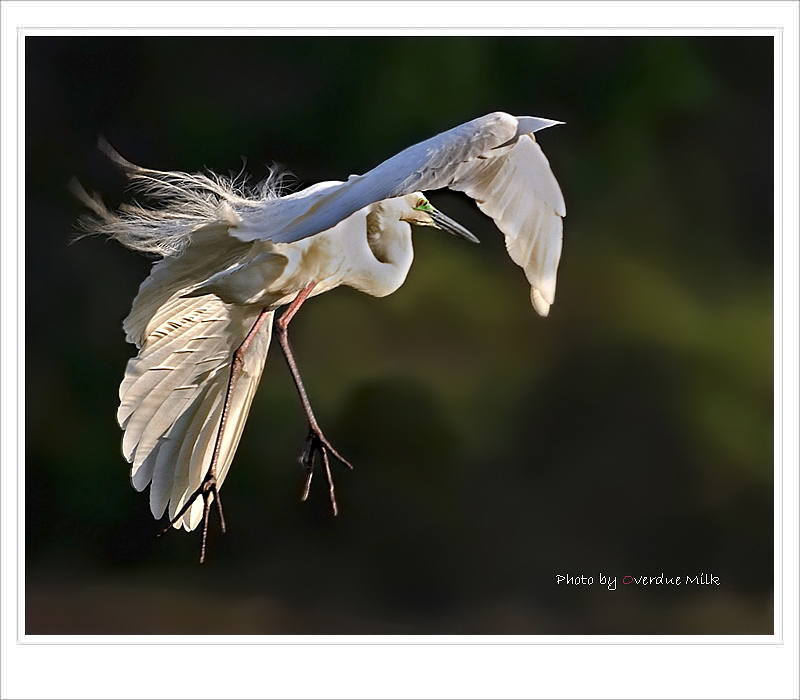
[275,282,353,516]
[159,306,273,563]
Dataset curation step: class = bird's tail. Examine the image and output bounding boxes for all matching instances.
[73,139,290,257]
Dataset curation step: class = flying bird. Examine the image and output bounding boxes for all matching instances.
[77,111,566,562]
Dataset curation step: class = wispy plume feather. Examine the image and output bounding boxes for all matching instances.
[73,139,291,257]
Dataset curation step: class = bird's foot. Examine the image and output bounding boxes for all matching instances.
[300,425,353,516]
[158,470,226,564]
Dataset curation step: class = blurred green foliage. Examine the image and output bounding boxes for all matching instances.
[26,36,773,634]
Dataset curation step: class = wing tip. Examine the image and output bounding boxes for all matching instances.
[532,288,552,317]
[516,116,566,135]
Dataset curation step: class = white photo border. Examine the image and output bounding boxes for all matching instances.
[2,2,797,699]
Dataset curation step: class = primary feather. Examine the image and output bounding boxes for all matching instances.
[120,295,271,530]
[449,134,565,316]
[116,217,276,529]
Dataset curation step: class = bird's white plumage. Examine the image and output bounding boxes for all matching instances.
[229,111,565,315]
[111,201,414,530]
[448,134,565,315]
[81,111,565,533]
[113,220,275,530]
[119,291,271,530]
[231,112,521,245]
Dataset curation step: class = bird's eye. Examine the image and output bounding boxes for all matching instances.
[413,198,433,212]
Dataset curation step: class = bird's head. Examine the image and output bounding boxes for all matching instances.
[400,193,480,244]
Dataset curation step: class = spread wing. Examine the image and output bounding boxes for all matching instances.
[116,227,272,531]
[231,112,522,244]
[119,293,271,531]
[449,134,565,316]
[230,111,565,315]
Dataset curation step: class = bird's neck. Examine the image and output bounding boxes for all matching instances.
[350,207,414,297]
[367,207,411,259]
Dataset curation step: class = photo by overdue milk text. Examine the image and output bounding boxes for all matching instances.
[556,573,721,590]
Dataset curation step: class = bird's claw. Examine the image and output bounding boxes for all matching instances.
[300,426,353,516]
[158,470,226,564]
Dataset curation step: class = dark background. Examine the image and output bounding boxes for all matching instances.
[26,36,773,634]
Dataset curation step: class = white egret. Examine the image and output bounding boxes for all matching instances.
[77,111,566,562]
